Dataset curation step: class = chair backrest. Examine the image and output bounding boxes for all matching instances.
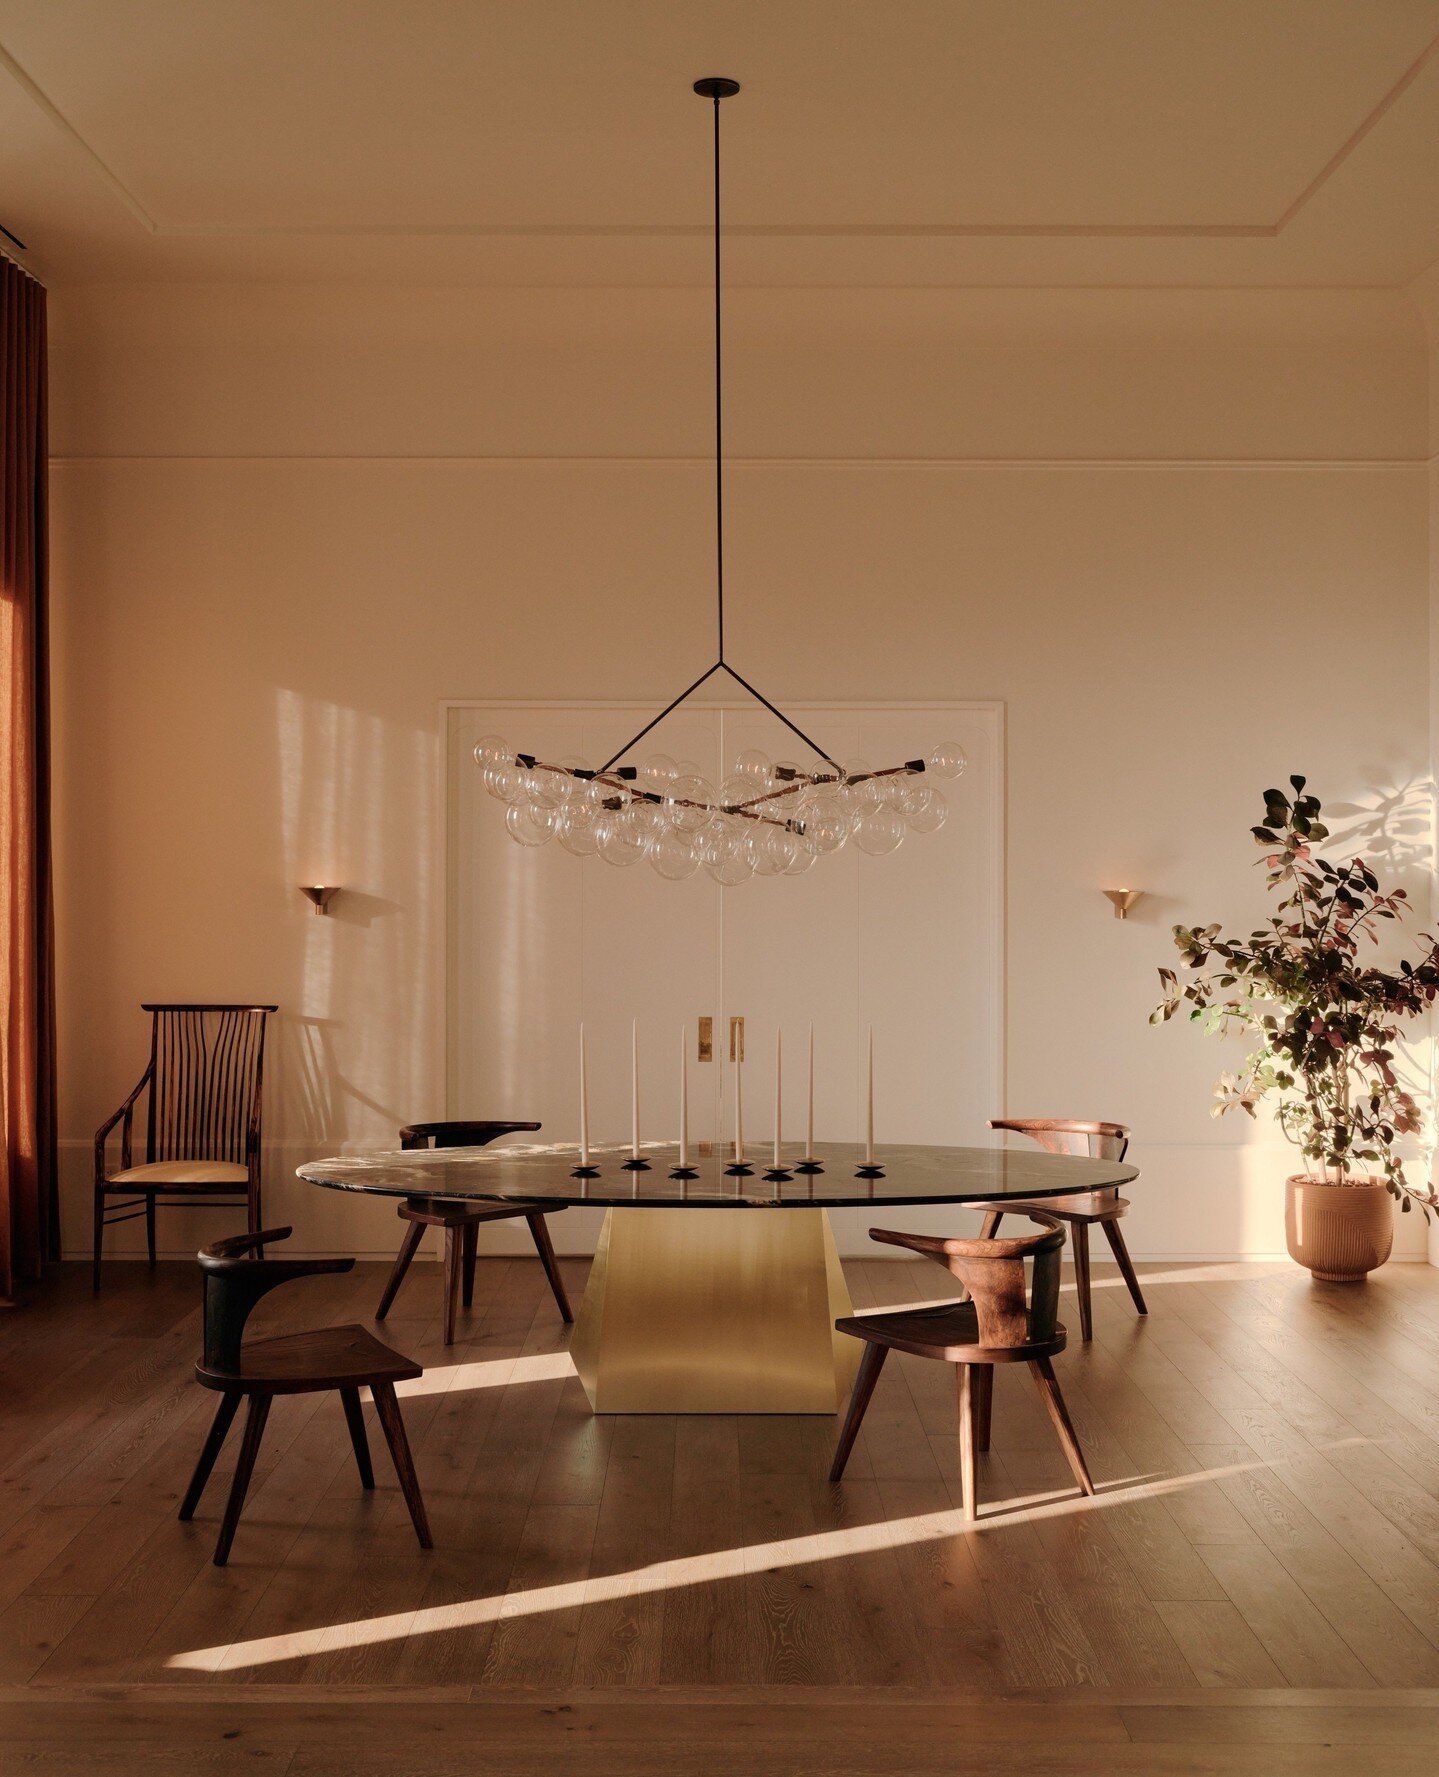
[870,1214,1066,1349]
[400,1120,541,1150]
[990,1117,1129,1162]
[197,1226,352,1376]
[145,1004,276,1164]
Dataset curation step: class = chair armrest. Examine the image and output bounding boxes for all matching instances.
[199,1226,354,1279]
[94,1068,151,1177]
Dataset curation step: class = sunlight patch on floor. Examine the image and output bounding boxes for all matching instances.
[168,1457,1268,1672]
[394,1351,576,1396]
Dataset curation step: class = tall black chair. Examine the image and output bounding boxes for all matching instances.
[180,1227,431,1566]
[376,1121,571,1344]
[93,1003,276,1288]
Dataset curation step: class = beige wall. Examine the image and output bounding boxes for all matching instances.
[47,281,1432,1259]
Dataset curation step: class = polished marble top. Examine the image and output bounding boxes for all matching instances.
[297,1140,1137,1209]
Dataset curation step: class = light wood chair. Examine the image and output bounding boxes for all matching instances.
[375,1121,572,1345]
[830,1213,1094,1520]
[93,1004,277,1289]
[180,1227,431,1567]
[984,1118,1145,1341]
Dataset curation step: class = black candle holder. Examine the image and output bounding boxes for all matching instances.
[793,1158,824,1174]
[724,1160,754,1177]
[570,1164,601,1179]
[763,1168,792,1184]
[668,1166,700,1181]
[854,1163,886,1179]
[621,1156,652,1171]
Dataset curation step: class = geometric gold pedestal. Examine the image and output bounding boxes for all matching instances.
[571,1206,859,1414]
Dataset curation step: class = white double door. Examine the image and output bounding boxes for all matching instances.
[447,701,1002,1253]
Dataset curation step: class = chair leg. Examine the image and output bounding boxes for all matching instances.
[828,1341,887,1483]
[442,1228,463,1346]
[213,1394,270,1566]
[341,1386,374,1489]
[1071,1221,1093,1341]
[145,1194,157,1266]
[461,1222,478,1309]
[973,1363,993,1453]
[1101,1217,1148,1316]
[978,1211,1003,1240]
[371,1382,432,1550]
[1028,1356,1095,1498]
[527,1213,573,1324]
[957,1364,978,1521]
[376,1219,425,1321]
[91,1188,105,1292]
[248,1173,263,1235]
[179,1391,242,1521]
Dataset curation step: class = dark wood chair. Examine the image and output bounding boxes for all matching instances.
[93,1003,277,1290]
[830,1213,1094,1521]
[983,1118,1145,1340]
[375,1121,572,1345]
[180,1226,431,1567]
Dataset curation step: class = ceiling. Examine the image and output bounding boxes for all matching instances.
[4,0,1439,287]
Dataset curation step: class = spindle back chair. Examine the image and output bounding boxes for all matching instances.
[93,1004,276,1288]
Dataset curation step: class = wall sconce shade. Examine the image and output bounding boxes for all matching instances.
[300,885,339,916]
[1103,888,1142,920]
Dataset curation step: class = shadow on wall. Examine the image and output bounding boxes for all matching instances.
[273,687,439,1149]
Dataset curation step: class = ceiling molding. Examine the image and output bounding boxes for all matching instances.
[3,28,1436,246]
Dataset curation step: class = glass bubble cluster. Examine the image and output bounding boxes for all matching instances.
[474,737,966,884]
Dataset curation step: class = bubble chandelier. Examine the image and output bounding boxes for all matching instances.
[476,77,966,884]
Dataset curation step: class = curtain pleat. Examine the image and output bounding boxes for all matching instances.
[0,253,56,1301]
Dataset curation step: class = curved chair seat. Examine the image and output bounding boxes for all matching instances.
[197,1324,422,1396]
[979,1192,1130,1225]
[835,1300,1067,1366]
[110,1160,251,1186]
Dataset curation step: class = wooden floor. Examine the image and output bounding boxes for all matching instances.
[4,1252,1439,1771]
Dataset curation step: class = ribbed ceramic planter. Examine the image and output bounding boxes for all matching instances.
[1285,1175,1394,1282]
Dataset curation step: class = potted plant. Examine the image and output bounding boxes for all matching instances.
[1153,777,1439,1279]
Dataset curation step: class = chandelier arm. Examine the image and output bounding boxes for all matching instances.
[597,661,724,773]
[717,663,841,770]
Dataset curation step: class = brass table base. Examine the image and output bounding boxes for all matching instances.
[571,1207,859,1414]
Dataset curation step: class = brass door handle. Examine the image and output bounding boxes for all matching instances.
[697,1016,713,1062]
[729,1015,745,1062]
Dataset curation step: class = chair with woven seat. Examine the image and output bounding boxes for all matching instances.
[375,1120,572,1345]
[180,1226,431,1566]
[829,1213,1094,1521]
[93,1003,277,1289]
[983,1118,1145,1341]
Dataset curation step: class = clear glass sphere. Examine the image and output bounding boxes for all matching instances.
[483,761,527,804]
[717,774,753,812]
[624,802,666,846]
[842,758,873,785]
[641,753,679,791]
[800,794,850,854]
[506,802,555,847]
[853,807,906,856]
[649,830,699,880]
[473,734,510,769]
[555,807,600,856]
[525,763,567,809]
[784,842,817,875]
[753,826,799,875]
[672,758,702,781]
[594,812,647,867]
[552,755,589,800]
[926,741,967,780]
[707,843,755,887]
[693,817,730,865]
[667,775,715,832]
[734,748,772,782]
[903,785,948,834]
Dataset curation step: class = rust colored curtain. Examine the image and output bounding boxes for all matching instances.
[0,254,55,1301]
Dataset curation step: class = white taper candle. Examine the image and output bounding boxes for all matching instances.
[679,1024,689,1168]
[805,1022,815,1161]
[631,1018,641,1159]
[734,1042,745,1161]
[866,1025,875,1165]
[773,1027,782,1167]
[579,1022,590,1165]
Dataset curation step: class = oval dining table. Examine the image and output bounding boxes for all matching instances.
[298,1141,1139,1415]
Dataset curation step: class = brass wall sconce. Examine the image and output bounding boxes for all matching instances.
[1103,888,1142,921]
[300,885,340,916]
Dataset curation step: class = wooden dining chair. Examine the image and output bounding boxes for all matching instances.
[375,1120,572,1345]
[93,1003,277,1289]
[984,1118,1145,1341]
[830,1213,1094,1521]
[180,1227,431,1566]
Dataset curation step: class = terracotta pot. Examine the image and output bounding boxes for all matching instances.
[1284,1174,1394,1282]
